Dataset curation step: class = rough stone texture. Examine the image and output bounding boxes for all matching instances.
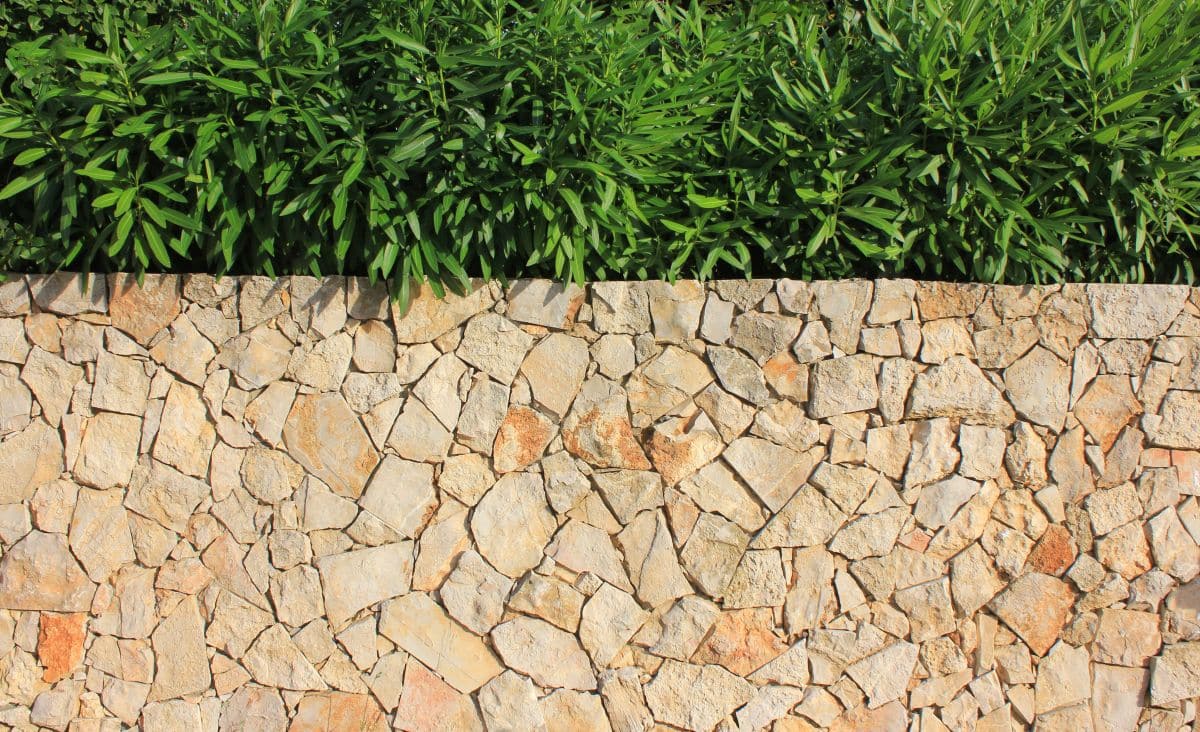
[0,275,1197,730]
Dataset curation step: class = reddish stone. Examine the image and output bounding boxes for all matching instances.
[562,407,651,470]
[1027,525,1077,576]
[1174,450,1200,494]
[289,692,387,732]
[492,406,554,473]
[393,661,483,731]
[107,273,181,345]
[690,608,787,676]
[762,352,808,401]
[38,612,87,683]
[897,529,932,553]
[646,415,723,487]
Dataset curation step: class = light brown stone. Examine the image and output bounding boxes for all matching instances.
[107,274,180,345]
[1075,375,1142,452]
[380,592,502,693]
[988,573,1075,655]
[289,692,386,732]
[393,660,484,732]
[0,530,95,611]
[284,392,379,498]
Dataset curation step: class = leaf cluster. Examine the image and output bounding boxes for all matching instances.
[1,0,1199,296]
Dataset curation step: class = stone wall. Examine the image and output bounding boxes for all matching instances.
[1,273,1200,731]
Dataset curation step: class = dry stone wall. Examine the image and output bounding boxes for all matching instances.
[1,273,1200,731]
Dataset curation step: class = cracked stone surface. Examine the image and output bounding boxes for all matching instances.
[0,274,1198,730]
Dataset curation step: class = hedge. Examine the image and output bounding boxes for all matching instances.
[1,0,1198,300]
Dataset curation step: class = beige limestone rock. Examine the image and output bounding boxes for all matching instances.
[269,565,325,627]
[242,624,327,690]
[651,596,721,661]
[124,462,208,533]
[240,447,304,504]
[411,352,467,430]
[28,272,107,315]
[21,347,82,428]
[217,686,288,731]
[591,282,652,334]
[290,692,386,732]
[68,488,135,583]
[1005,346,1070,431]
[351,319,395,373]
[238,276,289,329]
[441,550,513,635]
[753,485,847,549]
[709,345,772,405]
[380,592,502,693]
[1091,663,1149,732]
[1088,283,1189,338]
[540,690,613,732]
[730,312,802,364]
[722,437,808,511]
[491,616,596,691]
[147,595,210,701]
[812,280,872,353]
[0,420,63,504]
[288,332,352,391]
[73,412,141,490]
[359,456,436,539]
[1096,521,1152,580]
[974,320,1040,369]
[1034,642,1090,714]
[828,507,907,560]
[1093,608,1161,667]
[908,356,1015,425]
[644,660,754,731]
[91,351,150,416]
[520,333,589,417]
[905,417,959,488]
[509,574,586,633]
[579,583,649,667]
[387,396,452,462]
[616,510,691,608]
[845,641,918,709]
[679,461,766,532]
[472,472,556,578]
[506,280,586,329]
[681,512,750,597]
[225,326,292,389]
[1146,390,1200,449]
[0,531,95,611]
[153,381,215,477]
[808,354,879,418]
[458,313,534,384]
[478,670,547,732]
[919,317,974,363]
[315,542,413,629]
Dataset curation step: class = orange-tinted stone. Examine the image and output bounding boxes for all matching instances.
[690,608,787,676]
[39,612,87,683]
[1027,525,1077,576]
[289,692,387,732]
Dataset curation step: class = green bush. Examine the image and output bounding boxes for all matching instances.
[1,0,1198,297]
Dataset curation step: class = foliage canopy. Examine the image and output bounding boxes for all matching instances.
[1,0,1199,298]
